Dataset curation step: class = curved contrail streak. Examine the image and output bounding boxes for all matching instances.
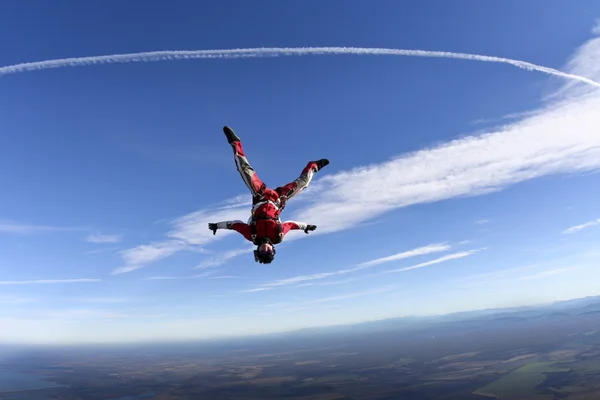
[1,46,599,88]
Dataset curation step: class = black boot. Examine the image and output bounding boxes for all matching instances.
[223,126,241,143]
[312,159,330,171]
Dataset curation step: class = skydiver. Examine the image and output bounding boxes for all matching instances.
[208,126,329,264]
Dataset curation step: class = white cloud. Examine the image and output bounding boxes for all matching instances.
[0,221,81,234]
[548,38,600,101]
[288,39,600,237]
[194,247,254,269]
[112,240,190,274]
[208,275,241,279]
[296,277,359,288]
[72,297,129,303]
[216,193,252,209]
[120,240,189,265]
[2,46,599,89]
[144,270,218,280]
[0,296,37,304]
[291,90,600,234]
[244,243,451,292]
[241,287,273,293]
[593,19,600,35]
[0,279,100,285]
[168,205,250,245]
[454,250,593,287]
[562,218,600,234]
[267,285,397,308]
[113,202,250,274]
[475,219,490,225]
[39,308,167,320]
[356,243,450,268]
[382,250,481,273]
[85,232,122,243]
[85,246,122,254]
[455,264,542,286]
[116,36,600,275]
[516,266,579,281]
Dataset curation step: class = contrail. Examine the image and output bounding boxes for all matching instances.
[1,46,599,88]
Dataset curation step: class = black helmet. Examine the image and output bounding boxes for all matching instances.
[254,238,276,264]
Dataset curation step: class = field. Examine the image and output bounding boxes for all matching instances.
[1,297,600,399]
[474,361,573,399]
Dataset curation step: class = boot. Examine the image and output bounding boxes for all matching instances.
[223,126,241,144]
[312,159,330,171]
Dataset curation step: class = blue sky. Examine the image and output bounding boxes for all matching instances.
[1,0,600,344]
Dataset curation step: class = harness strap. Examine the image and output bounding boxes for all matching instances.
[250,218,283,245]
[252,199,282,213]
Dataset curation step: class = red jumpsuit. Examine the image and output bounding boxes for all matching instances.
[213,139,318,244]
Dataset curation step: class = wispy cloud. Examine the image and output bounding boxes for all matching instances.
[291,95,600,235]
[382,249,482,273]
[85,232,122,243]
[243,243,451,292]
[85,246,123,255]
[267,285,397,309]
[112,240,190,275]
[459,264,581,287]
[2,47,599,88]
[72,297,129,303]
[516,267,579,281]
[455,256,589,287]
[0,221,81,234]
[297,277,360,288]
[356,243,450,268]
[0,279,100,285]
[470,110,543,127]
[593,19,600,35]
[455,264,542,286]
[167,206,249,245]
[145,270,218,280]
[96,36,600,275]
[40,308,167,320]
[0,296,37,304]
[242,287,273,293]
[216,194,251,210]
[548,37,600,101]
[195,247,254,269]
[475,219,490,225]
[476,110,546,126]
[562,218,600,234]
[113,203,249,274]
[286,39,600,238]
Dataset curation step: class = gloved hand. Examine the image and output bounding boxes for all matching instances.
[208,223,218,235]
[304,224,317,234]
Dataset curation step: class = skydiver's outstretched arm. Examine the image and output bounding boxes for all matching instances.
[208,220,253,242]
[281,221,317,236]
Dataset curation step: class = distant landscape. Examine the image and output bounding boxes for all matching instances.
[1,296,600,400]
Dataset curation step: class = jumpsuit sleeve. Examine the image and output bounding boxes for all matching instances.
[216,220,253,242]
[281,221,309,236]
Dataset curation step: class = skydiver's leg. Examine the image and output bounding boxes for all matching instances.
[275,159,329,201]
[223,126,267,198]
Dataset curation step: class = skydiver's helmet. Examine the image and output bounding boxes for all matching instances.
[254,238,276,264]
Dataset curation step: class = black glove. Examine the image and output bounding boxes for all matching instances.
[208,223,217,235]
[304,224,316,234]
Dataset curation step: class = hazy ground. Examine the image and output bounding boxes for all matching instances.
[1,296,600,400]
